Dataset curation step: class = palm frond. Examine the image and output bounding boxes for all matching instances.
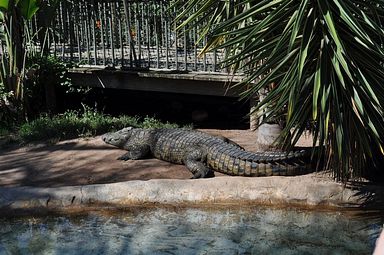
[173,0,384,181]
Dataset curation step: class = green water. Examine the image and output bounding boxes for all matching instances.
[0,206,380,254]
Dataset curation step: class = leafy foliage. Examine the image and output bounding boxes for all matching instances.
[173,0,384,181]
[0,0,60,124]
[24,55,74,118]
[18,105,179,142]
[0,0,40,19]
[0,0,41,124]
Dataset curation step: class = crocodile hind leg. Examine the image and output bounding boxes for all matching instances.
[118,144,150,160]
[183,149,214,179]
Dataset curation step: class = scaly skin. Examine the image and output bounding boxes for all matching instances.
[102,127,313,178]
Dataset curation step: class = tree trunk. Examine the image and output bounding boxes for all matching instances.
[10,2,24,74]
[5,2,25,121]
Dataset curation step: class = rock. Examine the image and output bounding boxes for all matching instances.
[256,123,282,150]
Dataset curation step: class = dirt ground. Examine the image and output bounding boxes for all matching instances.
[0,129,311,188]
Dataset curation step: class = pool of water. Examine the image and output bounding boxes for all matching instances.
[0,206,380,254]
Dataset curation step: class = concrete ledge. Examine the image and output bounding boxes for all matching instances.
[67,68,243,97]
[1,175,377,215]
[70,67,243,82]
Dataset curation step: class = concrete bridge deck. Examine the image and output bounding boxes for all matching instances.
[68,67,244,97]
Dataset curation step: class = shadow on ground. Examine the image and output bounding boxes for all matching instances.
[0,130,260,188]
[0,137,193,187]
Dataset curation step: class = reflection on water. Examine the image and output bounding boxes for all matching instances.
[0,206,380,254]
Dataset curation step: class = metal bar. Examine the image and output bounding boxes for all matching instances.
[128,3,137,66]
[98,1,106,66]
[76,3,81,62]
[80,2,86,61]
[165,7,169,69]
[85,3,91,64]
[141,3,146,67]
[103,2,109,65]
[117,1,124,67]
[126,2,131,67]
[59,2,65,60]
[183,26,187,71]
[155,4,159,69]
[52,10,59,58]
[91,2,97,65]
[162,4,167,52]
[128,2,133,67]
[123,0,138,68]
[213,49,217,72]
[110,2,116,66]
[203,36,207,71]
[134,3,140,64]
[160,3,165,68]
[66,2,73,62]
[145,4,150,68]
[83,2,88,62]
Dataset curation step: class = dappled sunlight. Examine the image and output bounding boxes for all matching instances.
[0,136,193,188]
[0,169,27,186]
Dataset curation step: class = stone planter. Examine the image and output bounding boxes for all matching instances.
[256,123,282,150]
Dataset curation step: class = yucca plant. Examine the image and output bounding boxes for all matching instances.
[173,0,384,181]
[0,0,39,121]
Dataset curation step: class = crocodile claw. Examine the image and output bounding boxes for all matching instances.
[117,154,131,161]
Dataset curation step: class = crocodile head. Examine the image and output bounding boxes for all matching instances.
[102,127,134,148]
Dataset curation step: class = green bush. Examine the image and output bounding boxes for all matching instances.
[141,116,179,129]
[24,56,73,118]
[18,106,180,142]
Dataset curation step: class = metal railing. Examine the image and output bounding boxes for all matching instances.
[42,0,225,72]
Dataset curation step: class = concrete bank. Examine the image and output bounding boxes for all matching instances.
[1,174,380,215]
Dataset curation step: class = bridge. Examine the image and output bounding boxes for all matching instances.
[34,0,259,128]
[49,0,222,71]
[40,0,246,95]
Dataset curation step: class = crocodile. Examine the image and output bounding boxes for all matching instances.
[102,127,313,178]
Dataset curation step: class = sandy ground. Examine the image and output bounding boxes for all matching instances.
[0,129,311,188]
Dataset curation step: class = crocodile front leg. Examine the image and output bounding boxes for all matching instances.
[118,144,150,160]
[183,149,214,179]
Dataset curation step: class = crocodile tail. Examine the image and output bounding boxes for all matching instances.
[207,145,313,177]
